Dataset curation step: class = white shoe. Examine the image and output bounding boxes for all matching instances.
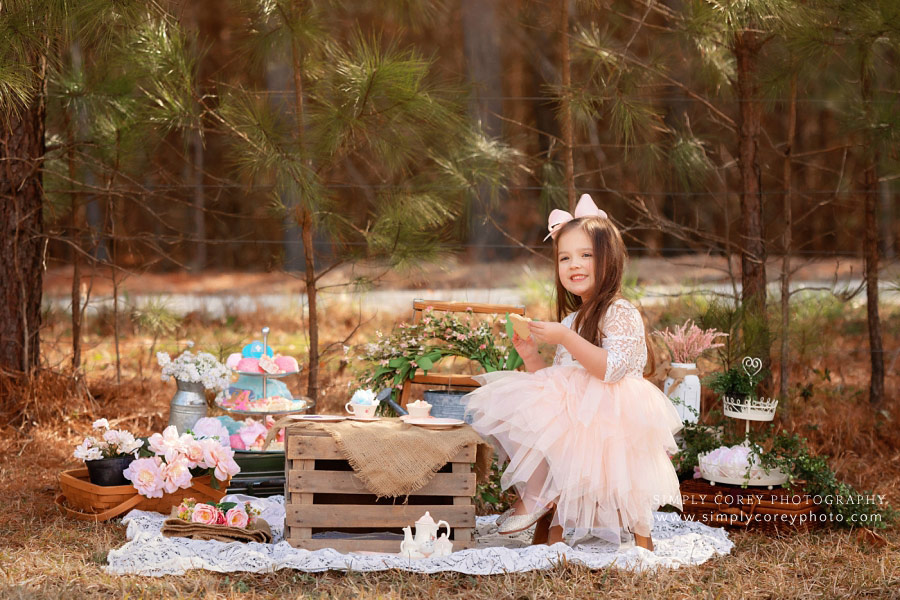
[495,507,516,528]
[497,505,554,535]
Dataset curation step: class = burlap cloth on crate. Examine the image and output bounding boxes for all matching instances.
[281,419,493,498]
[161,514,273,543]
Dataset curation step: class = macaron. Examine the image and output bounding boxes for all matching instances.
[274,355,299,373]
[236,357,262,373]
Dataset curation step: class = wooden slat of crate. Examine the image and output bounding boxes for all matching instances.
[288,504,474,528]
[287,432,477,463]
[285,426,477,554]
[288,470,475,496]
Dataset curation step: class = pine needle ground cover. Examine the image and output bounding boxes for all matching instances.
[2,268,899,600]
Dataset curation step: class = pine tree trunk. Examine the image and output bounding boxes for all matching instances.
[734,30,770,389]
[861,59,884,406]
[300,208,319,401]
[461,0,507,259]
[558,0,575,212]
[734,30,767,316]
[780,75,797,402]
[0,90,46,379]
[290,0,318,401]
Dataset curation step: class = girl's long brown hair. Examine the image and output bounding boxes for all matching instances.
[553,217,656,375]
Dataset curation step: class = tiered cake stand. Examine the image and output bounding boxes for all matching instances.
[698,357,789,489]
[216,326,312,423]
[217,327,311,497]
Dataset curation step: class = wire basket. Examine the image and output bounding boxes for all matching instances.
[723,396,778,421]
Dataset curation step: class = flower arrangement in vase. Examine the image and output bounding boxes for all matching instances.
[356,306,523,405]
[157,346,231,391]
[74,419,145,486]
[157,345,231,433]
[124,425,240,498]
[653,320,727,423]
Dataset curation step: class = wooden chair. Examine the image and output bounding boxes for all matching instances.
[397,299,526,409]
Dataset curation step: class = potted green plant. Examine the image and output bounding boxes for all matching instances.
[702,367,759,401]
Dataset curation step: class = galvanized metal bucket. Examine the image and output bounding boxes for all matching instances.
[423,389,473,423]
[167,379,208,433]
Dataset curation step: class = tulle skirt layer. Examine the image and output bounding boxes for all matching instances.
[465,366,683,538]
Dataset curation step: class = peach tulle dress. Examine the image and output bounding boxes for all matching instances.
[465,299,683,540]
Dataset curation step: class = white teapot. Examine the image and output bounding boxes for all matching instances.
[399,511,452,558]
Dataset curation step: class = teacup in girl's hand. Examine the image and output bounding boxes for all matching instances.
[508,314,533,339]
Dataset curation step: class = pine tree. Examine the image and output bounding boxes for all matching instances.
[0,1,205,411]
[213,0,520,400]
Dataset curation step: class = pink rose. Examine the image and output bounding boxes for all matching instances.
[226,507,249,528]
[191,503,218,525]
[124,457,166,498]
[148,426,185,463]
[181,439,205,468]
[161,456,194,494]
[203,442,240,481]
[216,510,226,525]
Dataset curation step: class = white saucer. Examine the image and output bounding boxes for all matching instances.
[399,414,433,421]
[405,417,464,430]
[290,414,346,422]
[348,416,381,422]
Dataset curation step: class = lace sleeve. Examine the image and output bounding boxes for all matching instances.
[601,300,647,382]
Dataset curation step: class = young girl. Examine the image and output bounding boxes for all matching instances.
[465,194,682,551]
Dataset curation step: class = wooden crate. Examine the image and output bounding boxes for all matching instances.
[284,427,477,553]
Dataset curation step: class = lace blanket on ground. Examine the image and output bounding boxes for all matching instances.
[553,299,646,382]
[106,494,733,576]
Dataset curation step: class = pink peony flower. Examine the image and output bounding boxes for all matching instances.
[192,417,231,446]
[124,457,166,498]
[225,507,249,528]
[191,503,218,525]
[161,456,194,494]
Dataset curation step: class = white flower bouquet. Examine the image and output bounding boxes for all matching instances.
[157,348,231,391]
[73,419,144,461]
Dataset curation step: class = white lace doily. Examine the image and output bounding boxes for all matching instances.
[105,494,733,576]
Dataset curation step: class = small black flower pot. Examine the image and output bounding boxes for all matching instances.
[85,456,136,487]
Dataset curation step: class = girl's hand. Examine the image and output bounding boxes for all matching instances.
[511,332,539,360]
[527,321,572,346]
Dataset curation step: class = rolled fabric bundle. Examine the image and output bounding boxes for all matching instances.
[161,517,272,544]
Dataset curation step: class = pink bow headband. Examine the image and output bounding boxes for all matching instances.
[544,193,608,241]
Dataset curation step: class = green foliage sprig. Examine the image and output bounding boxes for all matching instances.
[356,307,523,404]
[702,367,762,398]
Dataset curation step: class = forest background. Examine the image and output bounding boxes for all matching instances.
[3,0,900,408]
[1,1,900,597]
